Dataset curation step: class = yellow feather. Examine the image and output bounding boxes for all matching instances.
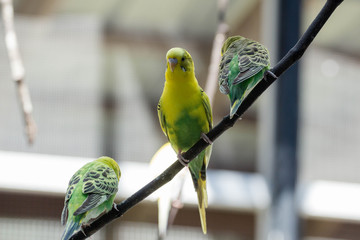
[158,48,213,234]
[197,177,208,234]
[159,48,211,152]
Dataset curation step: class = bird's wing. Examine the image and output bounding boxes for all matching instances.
[218,52,233,94]
[61,168,83,225]
[233,40,270,85]
[200,88,213,130]
[73,164,118,216]
[157,102,170,141]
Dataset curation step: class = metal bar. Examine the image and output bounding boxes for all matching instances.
[269,0,301,239]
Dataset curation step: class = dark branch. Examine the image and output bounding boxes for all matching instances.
[70,0,343,239]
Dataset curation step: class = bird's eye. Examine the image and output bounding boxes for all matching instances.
[181,57,185,61]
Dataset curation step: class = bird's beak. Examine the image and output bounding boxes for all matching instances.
[168,58,178,72]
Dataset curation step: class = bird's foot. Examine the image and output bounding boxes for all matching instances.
[113,203,119,212]
[177,152,190,167]
[264,70,277,82]
[201,133,213,145]
[80,225,88,237]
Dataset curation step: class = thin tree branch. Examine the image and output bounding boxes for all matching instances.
[1,0,37,144]
[204,0,229,107]
[70,0,343,239]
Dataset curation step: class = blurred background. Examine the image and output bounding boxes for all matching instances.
[0,0,360,239]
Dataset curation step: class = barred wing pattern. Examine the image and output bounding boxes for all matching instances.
[219,37,270,94]
[73,164,118,215]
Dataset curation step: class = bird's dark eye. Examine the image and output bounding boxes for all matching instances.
[181,57,185,61]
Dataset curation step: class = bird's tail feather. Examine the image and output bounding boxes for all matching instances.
[230,99,241,119]
[157,195,172,239]
[196,177,208,234]
[61,220,80,240]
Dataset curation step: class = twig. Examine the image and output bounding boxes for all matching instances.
[1,0,36,144]
[70,0,343,239]
[204,0,229,107]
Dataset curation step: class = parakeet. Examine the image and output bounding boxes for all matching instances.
[157,47,213,234]
[149,142,187,239]
[61,156,121,240]
[219,36,271,118]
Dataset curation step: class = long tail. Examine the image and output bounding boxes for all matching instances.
[196,177,208,234]
[230,99,241,119]
[61,220,80,240]
[189,147,211,234]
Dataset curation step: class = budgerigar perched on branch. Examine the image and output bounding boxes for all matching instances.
[219,36,271,118]
[61,156,121,240]
[157,47,213,234]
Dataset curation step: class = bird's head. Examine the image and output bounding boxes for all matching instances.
[221,36,245,56]
[166,47,194,75]
[97,156,121,180]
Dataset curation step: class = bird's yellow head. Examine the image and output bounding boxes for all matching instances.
[96,156,121,180]
[221,36,245,56]
[166,47,194,75]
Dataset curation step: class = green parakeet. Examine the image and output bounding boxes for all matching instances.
[61,156,121,240]
[158,47,213,234]
[219,36,271,118]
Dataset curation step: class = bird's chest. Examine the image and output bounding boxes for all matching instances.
[162,90,206,151]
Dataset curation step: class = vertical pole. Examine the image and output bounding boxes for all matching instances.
[101,43,117,159]
[258,0,301,239]
[272,0,300,239]
[100,40,118,240]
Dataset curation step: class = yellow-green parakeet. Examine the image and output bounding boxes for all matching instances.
[61,156,121,240]
[157,47,213,234]
[219,36,271,118]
